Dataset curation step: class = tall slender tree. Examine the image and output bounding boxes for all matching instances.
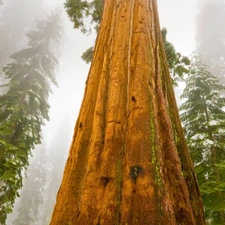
[196,0,225,84]
[0,10,62,224]
[10,144,48,225]
[0,0,45,79]
[39,117,72,225]
[50,0,205,224]
[180,55,225,224]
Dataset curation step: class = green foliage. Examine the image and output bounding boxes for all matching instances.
[64,0,103,33]
[162,28,190,85]
[0,10,62,224]
[180,54,225,224]
[81,47,94,64]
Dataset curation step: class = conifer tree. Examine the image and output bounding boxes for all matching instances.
[40,117,71,225]
[196,0,225,84]
[11,145,48,225]
[0,0,45,79]
[0,10,62,224]
[180,55,225,224]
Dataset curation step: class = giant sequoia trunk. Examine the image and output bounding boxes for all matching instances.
[50,0,205,224]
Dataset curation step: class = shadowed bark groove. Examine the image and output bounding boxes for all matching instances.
[50,0,205,224]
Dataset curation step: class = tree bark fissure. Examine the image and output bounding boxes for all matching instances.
[50,0,205,224]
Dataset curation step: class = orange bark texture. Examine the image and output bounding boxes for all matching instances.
[50,0,205,224]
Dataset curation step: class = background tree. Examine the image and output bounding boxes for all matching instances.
[0,10,62,224]
[180,54,225,224]
[50,0,205,224]
[6,118,72,225]
[196,0,225,84]
[9,144,48,225]
[39,117,71,225]
[0,0,45,80]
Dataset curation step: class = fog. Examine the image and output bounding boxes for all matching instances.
[0,0,205,224]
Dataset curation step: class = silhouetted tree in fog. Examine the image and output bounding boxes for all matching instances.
[0,10,63,224]
[0,0,45,80]
[6,115,72,225]
[10,144,48,225]
[40,116,72,225]
[196,0,225,84]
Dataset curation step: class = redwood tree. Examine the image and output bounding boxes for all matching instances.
[50,0,205,224]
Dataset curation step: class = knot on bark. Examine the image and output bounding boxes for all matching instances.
[100,176,111,186]
[131,95,136,102]
[130,166,143,182]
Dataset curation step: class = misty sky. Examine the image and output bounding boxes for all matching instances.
[42,0,198,145]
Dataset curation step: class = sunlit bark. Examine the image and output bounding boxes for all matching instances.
[50,0,205,224]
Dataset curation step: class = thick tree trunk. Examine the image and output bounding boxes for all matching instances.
[50,0,205,224]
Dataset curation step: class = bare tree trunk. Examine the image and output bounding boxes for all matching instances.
[50,0,205,224]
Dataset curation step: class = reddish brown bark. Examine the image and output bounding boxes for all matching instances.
[50,0,205,224]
